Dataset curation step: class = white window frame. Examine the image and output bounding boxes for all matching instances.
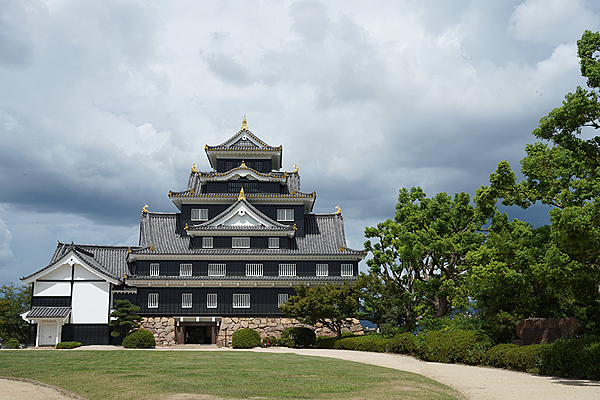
[279,263,296,277]
[341,264,354,277]
[277,209,294,221]
[278,293,289,307]
[316,264,329,277]
[182,293,192,308]
[246,263,263,277]
[268,237,279,249]
[202,237,213,249]
[232,237,250,248]
[208,263,226,277]
[191,208,208,221]
[148,293,159,308]
[180,263,192,277]
[207,293,217,308]
[150,263,159,277]
[233,293,250,309]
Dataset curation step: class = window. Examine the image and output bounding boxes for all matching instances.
[202,237,213,249]
[228,182,258,193]
[180,263,192,277]
[232,237,250,248]
[207,293,217,308]
[233,293,250,308]
[316,264,329,277]
[208,263,226,276]
[148,293,159,308]
[341,264,354,277]
[191,208,208,221]
[255,161,263,172]
[278,293,289,307]
[150,263,159,277]
[226,161,233,170]
[277,209,294,221]
[279,263,296,277]
[246,263,263,276]
[268,237,279,249]
[182,293,192,308]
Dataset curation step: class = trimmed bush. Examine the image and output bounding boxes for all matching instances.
[265,335,279,347]
[333,335,388,352]
[6,339,20,349]
[316,332,356,349]
[540,336,600,380]
[231,328,261,349]
[483,343,519,368]
[386,333,417,355]
[279,327,316,348]
[56,341,82,349]
[418,329,493,365]
[122,329,156,349]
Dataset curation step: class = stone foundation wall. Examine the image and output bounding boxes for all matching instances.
[140,317,176,346]
[139,316,364,347]
[216,317,364,347]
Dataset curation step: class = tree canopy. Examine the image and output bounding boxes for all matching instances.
[0,283,31,345]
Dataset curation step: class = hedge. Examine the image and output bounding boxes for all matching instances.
[56,341,82,349]
[122,329,156,349]
[483,343,547,373]
[540,336,600,380]
[418,329,494,365]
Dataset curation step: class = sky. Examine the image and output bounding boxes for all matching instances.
[1,0,599,287]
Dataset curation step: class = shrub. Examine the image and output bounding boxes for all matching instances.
[316,332,356,349]
[483,343,519,368]
[540,336,600,380]
[386,333,417,355]
[279,327,316,348]
[56,341,82,349]
[231,328,261,349]
[6,339,20,349]
[122,329,156,349]
[333,334,388,353]
[418,329,493,365]
[265,335,279,347]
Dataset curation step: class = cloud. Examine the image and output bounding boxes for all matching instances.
[509,0,600,44]
[0,218,13,264]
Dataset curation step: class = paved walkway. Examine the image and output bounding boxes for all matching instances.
[3,345,600,399]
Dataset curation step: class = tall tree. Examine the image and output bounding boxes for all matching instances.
[109,299,142,337]
[364,187,492,329]
[279,283,359,337]
[475,30,600,333]
[0,283,32,345]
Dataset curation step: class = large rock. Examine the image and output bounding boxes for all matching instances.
[516,317,578,345]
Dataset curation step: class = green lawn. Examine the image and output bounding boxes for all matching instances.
[0,350,460,399]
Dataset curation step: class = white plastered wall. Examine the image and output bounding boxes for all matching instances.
[33,281,71,296]
[71,281,110,323]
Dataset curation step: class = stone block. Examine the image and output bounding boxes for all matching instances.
[516,317,578,345]
[168,318,175,326]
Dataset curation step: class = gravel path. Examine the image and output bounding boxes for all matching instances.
[2,346,599,399]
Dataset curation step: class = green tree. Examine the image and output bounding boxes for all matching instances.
[109,300,142,337]
[475,30,600,333]
[0,283,32,345]
[279,283,359,337]
[363,187,492,329]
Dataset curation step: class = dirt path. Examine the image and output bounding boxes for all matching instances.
[3,346,599,399]
[252,347,600,400]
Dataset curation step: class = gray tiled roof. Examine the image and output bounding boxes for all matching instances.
[207,130,280,151]
[126,275,356,282]
[27,306,71,318]
[188,200,293,232]
[22,242,132,282]
[135,212,365,257]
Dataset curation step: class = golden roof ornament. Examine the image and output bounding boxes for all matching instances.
[291,190,296,195]
[168,190,172,196]
[123,273,127,279]
[191,164,198,173]
[127,247,131,253]
[339,246,345,251]
[190,189,195,195]
[142,204,149,213]
[240,161,247,168]
[293,224,297,230]
[185,223,188,229]
[335,205,341,214]
[150,245,156,251]
[241,116,248,131]
[293,164,298,173]
[238,187,247,201]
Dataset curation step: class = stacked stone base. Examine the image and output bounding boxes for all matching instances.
[218,317,363,347]
[139,316,364,347]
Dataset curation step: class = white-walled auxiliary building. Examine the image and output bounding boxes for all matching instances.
[21,120,365,346]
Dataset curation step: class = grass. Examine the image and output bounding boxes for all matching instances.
[0,350,460,399]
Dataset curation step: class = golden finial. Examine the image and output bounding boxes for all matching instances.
[238,187,247,201]
[284,171,288,178]
[240,161,247,168]
[313,191,317,197]
[293,164,298,173]
[142,204,149,213]
[205,144,208,150]
[123,273,127,279]
[241,116,248,131]
[335,205,341,214]
[291,190,296,195]
[150,245,156,251]
[185,223,188,229]
[191,164,198,173]
[127,247,131,253]
[339,246,345,251]
[190,189,195,195]
[293,224,297,230]
[168,190,172,196]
